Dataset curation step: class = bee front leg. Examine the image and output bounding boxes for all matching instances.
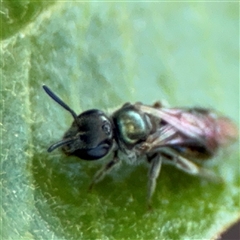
[147,154,163,209]
[89,152,120,191]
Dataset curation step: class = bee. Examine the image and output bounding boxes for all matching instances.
[43,85,238,207]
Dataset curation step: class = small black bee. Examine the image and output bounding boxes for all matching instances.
[43,85,237,207]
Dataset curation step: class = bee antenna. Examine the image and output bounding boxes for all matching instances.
[47,138,75,152]
[43,85,78,120]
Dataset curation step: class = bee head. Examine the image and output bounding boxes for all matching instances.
[43,85,113,160]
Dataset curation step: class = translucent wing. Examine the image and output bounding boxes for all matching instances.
[136,104,237,154]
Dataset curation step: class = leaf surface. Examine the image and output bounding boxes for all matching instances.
[1,2,239,239]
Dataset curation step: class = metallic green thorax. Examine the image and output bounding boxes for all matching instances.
[113,103,152,146]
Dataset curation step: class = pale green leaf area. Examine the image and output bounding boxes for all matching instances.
[1,2,239,240]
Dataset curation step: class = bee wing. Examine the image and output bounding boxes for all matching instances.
[137,104,238,151]
[138,104,210,141]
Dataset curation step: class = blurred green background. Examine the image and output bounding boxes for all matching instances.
[1,2,239,239]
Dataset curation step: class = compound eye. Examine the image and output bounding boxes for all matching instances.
[102,120,112,136]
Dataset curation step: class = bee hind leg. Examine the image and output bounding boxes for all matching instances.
[173,155,223,183]
[147,154,163,209]
[89,152,120,191]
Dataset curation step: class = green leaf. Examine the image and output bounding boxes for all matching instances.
[0,0,54,40]
[2,2,239,240]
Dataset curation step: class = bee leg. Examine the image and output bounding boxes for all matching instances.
[89,153,120,191]
[147,154,163,209]
[174,155,222,183]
